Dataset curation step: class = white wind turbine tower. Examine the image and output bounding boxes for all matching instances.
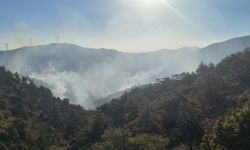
[29,38,33,46]
[6,43,9,50]
[57,36,60,43]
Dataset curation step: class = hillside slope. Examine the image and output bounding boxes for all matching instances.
[1,48,250,149]
[200,35,250,63]
[98,48,250,149]
[0,67,101,149]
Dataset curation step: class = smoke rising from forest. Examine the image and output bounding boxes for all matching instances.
[1,35,250,109]
[0,44,200,109]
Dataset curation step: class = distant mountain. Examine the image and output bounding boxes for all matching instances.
[0,43,120,74]
[199,35,250,63]
[1,35,250,108]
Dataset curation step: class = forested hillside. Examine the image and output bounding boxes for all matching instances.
[98,48,250,149]
[0,67,107,150]
[1,48,250,149]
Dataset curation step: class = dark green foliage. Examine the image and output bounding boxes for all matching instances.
[11,102,29,118]
[217,49,250,85]
[0,142,8,150]
[0,100,7,109]
[0,66,92,149]
[92,128,132,150]
[200,102,250,150]
[92,128,169,150]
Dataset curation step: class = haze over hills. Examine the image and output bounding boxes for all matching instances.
[2,0,250,149]
[0,44,200,109]
[1,35,250,109]
[200,35,250,63]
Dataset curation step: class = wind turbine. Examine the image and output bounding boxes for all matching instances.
[6,43,9,50]
[57,36,60,43]
[29,38,33,46]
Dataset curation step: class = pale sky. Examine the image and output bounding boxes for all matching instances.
[1,0,250,52]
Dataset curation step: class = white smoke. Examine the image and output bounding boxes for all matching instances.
[0,44,200,109]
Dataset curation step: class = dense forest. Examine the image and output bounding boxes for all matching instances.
[1,48,250,150]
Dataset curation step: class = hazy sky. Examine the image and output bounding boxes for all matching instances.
[1,0,250,52]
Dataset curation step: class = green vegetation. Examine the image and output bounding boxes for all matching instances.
[1,48,250,149]
[200,102,250,150]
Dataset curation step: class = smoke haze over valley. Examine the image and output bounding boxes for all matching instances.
[2,1,250,149]
[1,36,250,109]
